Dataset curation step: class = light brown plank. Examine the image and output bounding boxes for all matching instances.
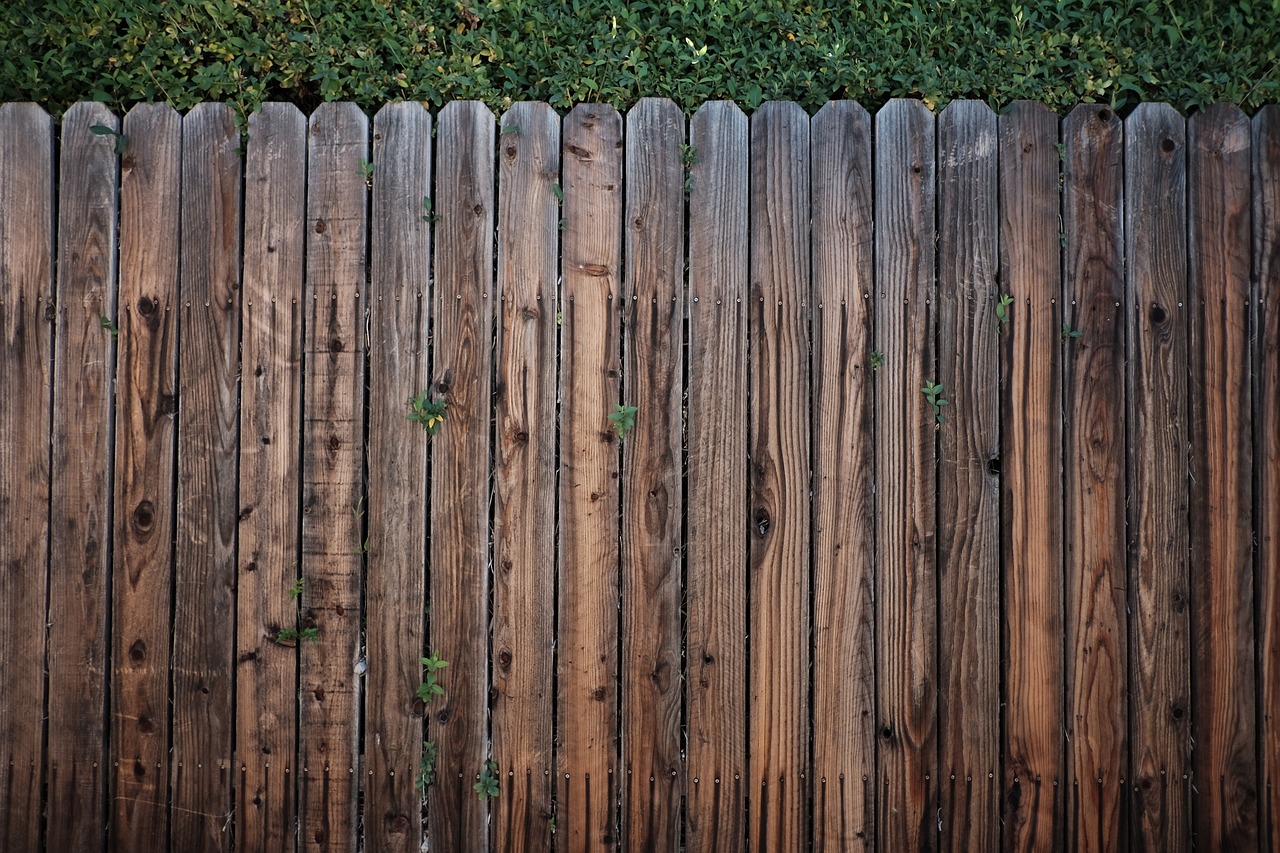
[46,101,119,853]
[620,96,685,852]
[1187,103,1257,849]
[810,99,876,850]
[873,97,938,853]
[557,102,623,851]
[111,102,181,851]
[0,102,53,853]
[236,102,305,852]
[1062,103,1127,853]
[300,101,367,852]
[428,99,495,850]
[936,99,1000,851]
[365,101,431,853]
[1125,102,1191,853]
[999,99,1065,851]
[493,101,559,853]
[748,99,810,851]
[685,100,749,853]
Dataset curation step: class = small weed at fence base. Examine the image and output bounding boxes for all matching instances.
[608,404,637,441]
[407,391,447,434]
[474,759,499,800]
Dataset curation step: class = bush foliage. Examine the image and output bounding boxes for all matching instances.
[2,0,1277,119]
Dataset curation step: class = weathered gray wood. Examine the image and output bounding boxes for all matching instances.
[685,100,749,853]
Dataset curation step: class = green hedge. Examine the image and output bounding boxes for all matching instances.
[2,0,1277,120]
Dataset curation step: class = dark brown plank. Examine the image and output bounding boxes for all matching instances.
[300,101,367,852]
[0,102,53,853]
[685,100,749,853]
[874,97,939,853]
[1125,102,1191,853]
[171,102,241,851]
[810,99,876,850]
[46,101,119,853]
[493,100,559,853]
[999,99,1065,852]
[936,99,1000,852]
[1187,103,1257,849]
[236,102,305,852]
[1062,103,1127,853]
[427,100,494,850]
[557,102,623,851]
[748,99,810,852]
[620,97,685,852]
[111,102,181,851]
[365,101,431,853]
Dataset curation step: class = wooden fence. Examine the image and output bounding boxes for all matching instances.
[0,96,1277,852]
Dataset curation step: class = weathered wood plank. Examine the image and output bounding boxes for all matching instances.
[936,99,1000,852]
[365,101,431,853]
[685,100,749,853]
[620,96,685,853]
[46,101,119,853]
[1187,103,1257,850]
[873,97,939,853]
[1125,102,1192,853]
[171,101,241,852]
[999,99,1065,852]
[493,101,559,853]
[300,101,367,852]
[0,102,53,853]
[557,102,623,851]
[428,99,495,851]
[111,102,181,851]
[1062,103,1127,853]
[810,99,876,851]
[236,102,305,852]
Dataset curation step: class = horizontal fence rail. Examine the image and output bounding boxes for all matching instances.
[0,98,1277,851]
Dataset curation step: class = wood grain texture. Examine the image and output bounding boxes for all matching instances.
[0,102,53,853]
[493,101,559,853]
[874,97,939,853]
[111,102,181,851]
[236,102,305,852]
[810,99,876,851]
[365,101,431,853]
[1124,103,1191,853]
[1186,103,1257,850]
[557,102,623,851]
[300,101,366,852]
[685,100,749,853]
[998,99,1064,852]
[428,100,494,851]
[936,99,1000,852]
[619,97,685,853]
[1062,104,1127,853]
[46,101,118,853]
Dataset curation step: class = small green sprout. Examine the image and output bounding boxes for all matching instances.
[416,741,438,793]
[277,626,319,644]
[1061,322,1083,341]
[407,391,447,435]
[869,349,885,370]
[288,577,304,601]
[995,293,1013,332]
[99,315,118,340]
[922,381,949,425]
[90,124,128,155]
[474,759,500,800]
[357,157,374,186]
[608,404,638,441]
[421,195,440,223]
[416,650,449,705]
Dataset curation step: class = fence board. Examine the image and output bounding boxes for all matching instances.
[1062,103,1127,853]
[620,97,685,852]
[493,100,559,853]
[1125,103,1192,853]
[936,99,1000,851]
[46,101,118,853]
[999,99,1065,851]
[428,99,495,849]
[874,97,939,852]
[685,100,749,853]
[557,102,624,851]
[365,100,431,853]
[0,102,53,853]
[111,102,181,850]
[1187,103,1257,849]
[747,100,811,852]
[810,99,876,850]
[236,102,305,852]
[171,101,241,851]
